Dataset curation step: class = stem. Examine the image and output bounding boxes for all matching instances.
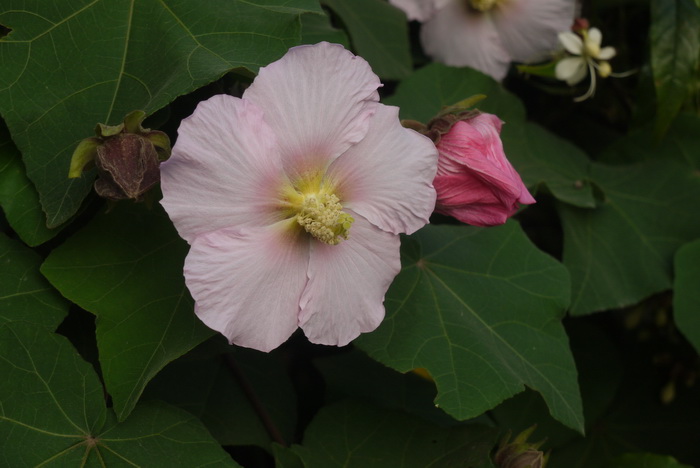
[222,353,288,447]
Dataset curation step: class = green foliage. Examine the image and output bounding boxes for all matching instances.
[290,400,499,467]
[143,340,298,449]
[0,122,58,245]
[356,222,584,432]
[315,349,457,426]
[300,11,350,48]
[650,0,700,138]
[386,64,596,208]
[559,160,700,315]
[0,233,67,329]
[674,239,700,353]
[41,203,213,421]
[1,1,699,466]
[0,0,322,227]
[322,0,412,80]
[0,322,239,467]
[609,453,693,468]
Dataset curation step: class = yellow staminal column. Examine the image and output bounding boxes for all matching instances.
[469,0,501,12]
[296,192,354,245]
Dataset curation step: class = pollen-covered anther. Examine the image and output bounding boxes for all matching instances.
[296,193,354,245]
[469,0,500,12]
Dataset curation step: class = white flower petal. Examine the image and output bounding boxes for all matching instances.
[243,42,381,177]
[160,95,285,243]
[420,1,511,80]
[185,225,310,352]
[597,46,616,60]
[494,0,576,62]
[388,0,443,21]
[299,213,400,346]
[588,27,602,48]
[327,105,437,235]
[558,31,583,55]
[555,57,588,85]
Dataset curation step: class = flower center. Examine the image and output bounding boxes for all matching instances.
[468,0,500,12]
[295,192,354,245]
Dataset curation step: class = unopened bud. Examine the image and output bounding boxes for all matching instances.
[69,110,171,201]
[597,61,612,78]
[494,426,548,468]
[572,18,590,33]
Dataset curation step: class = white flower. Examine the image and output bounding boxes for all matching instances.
[159,43,437,352]
[390,0,576,80]
[555,27,617,101]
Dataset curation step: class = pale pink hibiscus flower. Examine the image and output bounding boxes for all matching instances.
[160,43,438,352]
[390,0,576,80]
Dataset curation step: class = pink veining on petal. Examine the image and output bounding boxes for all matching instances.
[185,224,309,353]
[327,105,437,236]
[160,95,285,244]
[434,114,535,226]
[299,212,401,347]
[243,42,382,178]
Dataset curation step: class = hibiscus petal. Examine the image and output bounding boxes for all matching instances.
[494,0,576,63]
[160,95,285,243]
[388,0,451,21]
[558,31,583,55]
[185,224,309,352]
[327,105,437,235]
[434,173,503,207]
[299,212,400,346]
[555,57,588,85]
[420,1,511,80]
[438,200,517,226]
[243,42,381,177]
[436,117,522,200]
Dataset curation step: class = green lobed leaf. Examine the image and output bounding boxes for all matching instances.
[559,160,700,315]
[600,113,700,169]
[650,0,700,138]
[490,321,624,452]
[315,349,457,426]
[385,64,596,208]
[291,400,499,468]
[273,444,305,468]
[322,0,412,80]
[0,121,58,245]
[41,202,212,421]
[300,11,350,48]
[356,222,584,432]
[673,239,700,353]
[0,0,322,227]
[609,453,693,468]
[0,233,67,329]
[0,321,239,467]
[143,339,297,449]
[548,330,700,468]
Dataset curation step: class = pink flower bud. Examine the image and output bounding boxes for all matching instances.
[433,113,535,226]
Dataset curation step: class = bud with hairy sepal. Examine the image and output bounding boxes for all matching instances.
[68,110,171,201]
[494,426,548,468]
[402,95,535,227]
